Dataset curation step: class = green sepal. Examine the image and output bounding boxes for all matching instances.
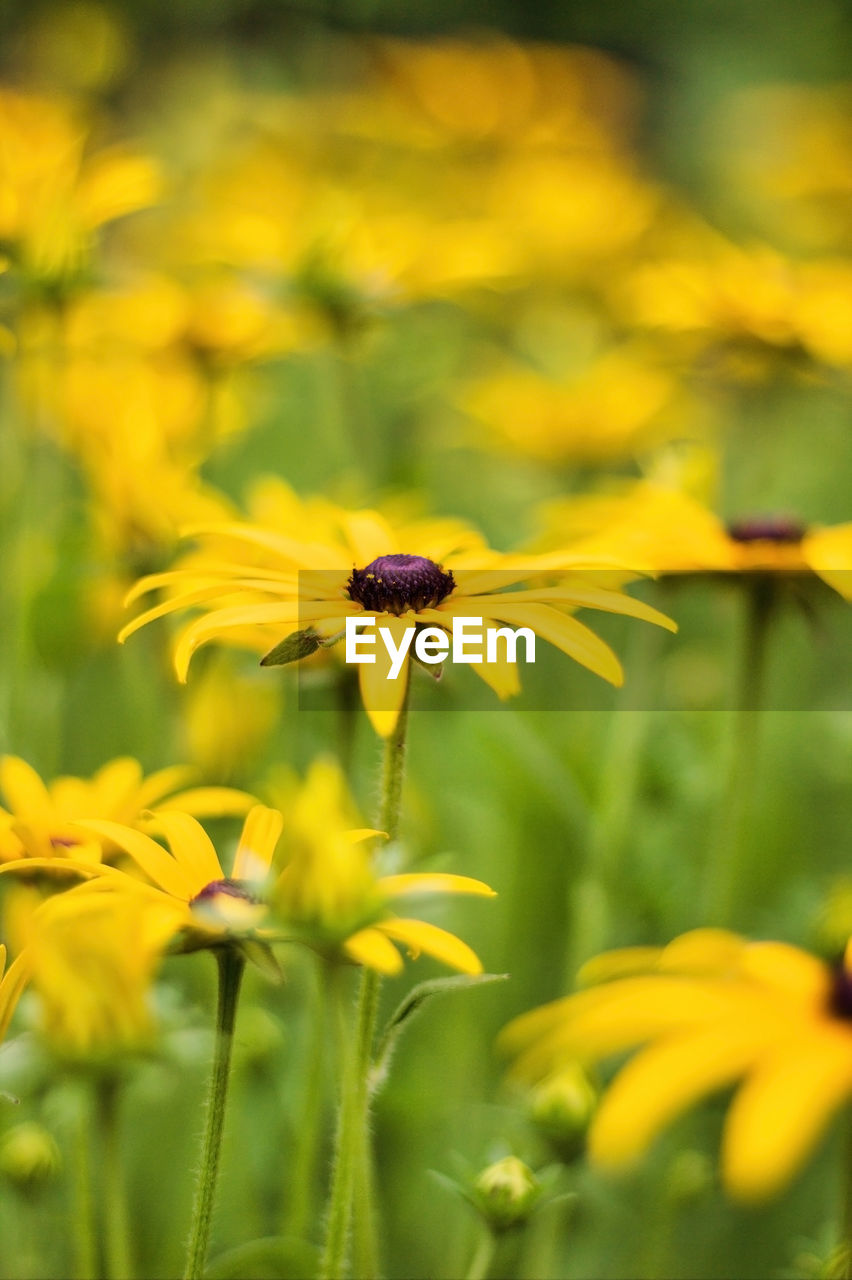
[260,630,322,666]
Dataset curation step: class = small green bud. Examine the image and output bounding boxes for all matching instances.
[472,1156,540,1231]
[528,1064,597,1161]
[260,629,322,667]
[0,1123,61,1190]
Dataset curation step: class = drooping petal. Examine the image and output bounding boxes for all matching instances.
[135,765,196,810]
[589,1020,777,1169]
[172,603,302,680]
[74,819,194,899]
[804,523,852,599]
[379,918,483,974]
[0,949,29,1041]
[159,787,257,819]
[179,521,344,570]
[460,587,676,632]
[343,927,404,975]
[721,1027,852,1202]
[357,615,413,737]
[118,581,295,644]
[479,603,624,687]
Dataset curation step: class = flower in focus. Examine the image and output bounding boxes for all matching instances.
[119,491,675,735]
[501,928,852,1201]
[0,755,255,866]
[542,479,852,599]
[265,757,495,975]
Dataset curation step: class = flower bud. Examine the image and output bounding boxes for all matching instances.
[0,1122,61,1190]
[527,1064,597,1161]
[472,1155,540,1231]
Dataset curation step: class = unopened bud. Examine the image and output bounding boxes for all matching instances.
[472,1156,540,1231]
[0,1123,61,1190]
[528,1064,597,1161]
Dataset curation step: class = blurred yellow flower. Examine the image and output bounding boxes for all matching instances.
[21,884,176,1058]
[266,757,495,975]
[119,494,674,735]
[0,755,254,865]
[502,928,852,1202]
[543,480,852,598]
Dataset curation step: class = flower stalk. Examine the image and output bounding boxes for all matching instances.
[96,1075,132,1280]
[183,947,245,1280]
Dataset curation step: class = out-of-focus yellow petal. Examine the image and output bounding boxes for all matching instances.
[740,942,831,1005]
[74,819,194,899]
[721,1027,852,1202]
[589,1020,776,1169]
[379,918,483,974]
[467,586,677,632]
[0,950,29,1041]
[343,927,404,975]
[578,946,665,986]
[659,929,747,974]
[173,603,303,680]
[145,811,223,895]
[0,757,52,815]
[379,873,496,898]
[233,806,283,880]
[160,787,256,818]
[804,523,852,599]
[340,510,397,565]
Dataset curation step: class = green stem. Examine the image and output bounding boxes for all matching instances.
[705,576,775,927]
[840,1113,852,1280]
[183,948,245,1280]
[465,1228,496,1280]
[72,1087,98,1280]
[97,1075,132,1280]
[320,677,412,1279]
[284,958,328,1241]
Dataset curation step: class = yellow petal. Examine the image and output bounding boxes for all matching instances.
[465,587,677,633]
[379,918,483,974]
[118,581,287,644]
[144,811,224,895]
[722,1027,852,1201]
[0,950,29,1041]
[74,819,193,899]
[804,524,852,599]
[379,873,496,898]
[589,1019,776,1169]
[233,806,283,880]
[659,929,748,975]
[173,603,303,680]
[577,946,666,986]
[0,757,52,816]
[343,927,404,975]
[739,942,830,1006]
[134,765,195,810]
[179,521,343,570]
[481,603,624,687]
[340,510,396,565]
[357,617,412,737]
[161,787,257,818]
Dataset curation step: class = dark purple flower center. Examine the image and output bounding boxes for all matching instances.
[347,554,455,616]
[726,515,806,544]
[827,958,852,1021]
[190,878,259,907]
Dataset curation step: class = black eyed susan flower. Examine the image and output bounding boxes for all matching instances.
[501,928,852,1202]
[118,495,675,735]
[0,754,255,866]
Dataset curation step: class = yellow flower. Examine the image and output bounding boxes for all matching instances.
[501,928,852,1202]
[0,755,255,865]
[20,885,176,1059]
[0,944,28,1046]
[265,757,495,976]
[543,480,852,598]
[119,493,675,735]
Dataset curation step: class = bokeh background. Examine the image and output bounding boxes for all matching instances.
[1,1,852,1277]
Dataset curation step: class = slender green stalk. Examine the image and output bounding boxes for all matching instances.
[465,1228,496,1280]
[97,1075,132,1280]
[839,1112,852,1280]
[320,675,411,1279]
[72,1087,98,1280]
[284,958,328,1241]
[183,948,245,1280]
[705,576,775,926]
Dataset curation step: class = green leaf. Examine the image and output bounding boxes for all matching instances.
[370,972,508,1096]
[260,629,321,666]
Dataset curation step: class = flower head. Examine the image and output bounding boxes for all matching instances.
[119,489,675,735]
[0,754,255,866]
[501,928,852,1202]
